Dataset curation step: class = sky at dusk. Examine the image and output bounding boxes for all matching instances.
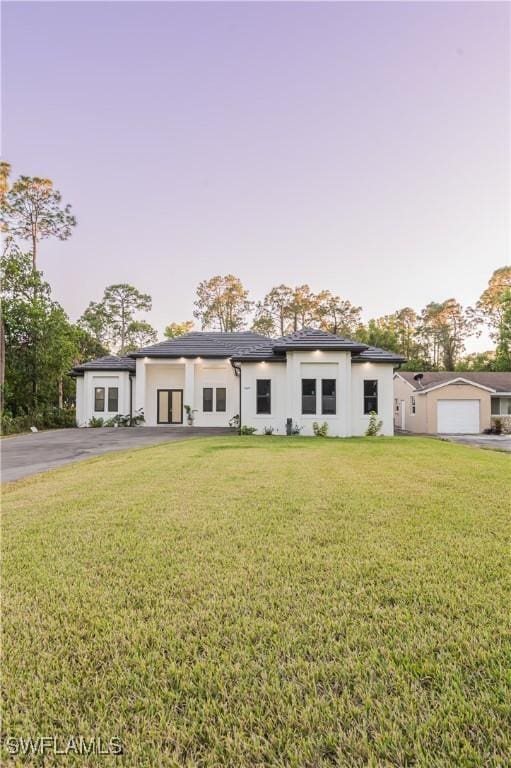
[3,1,510,352]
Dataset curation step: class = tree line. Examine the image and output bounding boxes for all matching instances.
[188,272,511,372]
[1,164,510,431]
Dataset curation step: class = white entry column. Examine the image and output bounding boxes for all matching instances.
[135,358,146,414]
[184,359,195,412]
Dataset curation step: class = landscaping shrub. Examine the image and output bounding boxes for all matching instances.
[239,425,257,435]
[88,416,104,428]
[1,407,76,434]
[365,411,383,436]
[263,426,275,435]
[312,421,329,437]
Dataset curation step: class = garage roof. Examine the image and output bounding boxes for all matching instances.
[398,371,511,394]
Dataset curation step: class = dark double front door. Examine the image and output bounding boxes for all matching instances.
[157,389,183,424]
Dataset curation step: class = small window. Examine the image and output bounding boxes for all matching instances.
[256,380,271,414]
[108,387,119,412]
[302,379,316,415]
[321,379,336,415]
[216,387,226,412]
[363,380,378,414]
[203,387,213,412]
[94,387,105,412]
[410,396,416,415]
[395,399,400,413]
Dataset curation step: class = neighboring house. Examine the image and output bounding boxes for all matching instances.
[71,328,405,436]
[393,372,511,435]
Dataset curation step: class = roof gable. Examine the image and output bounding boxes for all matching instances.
[272,327,368,352]
[399,371,511,394]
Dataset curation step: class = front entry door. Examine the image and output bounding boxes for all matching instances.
[157,389,183,424]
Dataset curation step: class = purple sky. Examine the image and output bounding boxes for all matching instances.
[3,1,510,351]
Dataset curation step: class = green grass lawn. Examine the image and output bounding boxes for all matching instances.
[2,437,510,766]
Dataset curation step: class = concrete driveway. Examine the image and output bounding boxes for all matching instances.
[441,434,511,452]
[1,427,234,482]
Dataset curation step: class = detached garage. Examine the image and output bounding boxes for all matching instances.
[393,372,511,435]
[437,399,480,434]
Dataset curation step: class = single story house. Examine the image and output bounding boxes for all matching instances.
[393,371,511,434]
[71,328,405,436]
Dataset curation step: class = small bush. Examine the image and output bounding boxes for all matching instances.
[263,426,275,435]
[493,417,502,435]
[365,411,383,436]
[240,425,257,435]
[88,416,104,428]
[291,423,303,435]
[313,421,329,437]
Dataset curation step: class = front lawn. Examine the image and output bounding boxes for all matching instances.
[2,437,510,766]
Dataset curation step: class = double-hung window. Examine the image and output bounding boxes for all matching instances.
[363,380,378,414]
[410,396,416,415]
[203,387,227,412]
[321,379,336,415]
[94,387,105,412]
[108,387,119,412]
[302,379,316,414]
[203,388,213,412]
[256,380,271,414]
[216,388,226,412]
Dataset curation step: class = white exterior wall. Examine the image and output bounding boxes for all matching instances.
[351,362,395,436]
[77,354,396,435]
[192,361,238,427]
[76,370,133,427]
[239,362,288,434]
[240,352,394,437]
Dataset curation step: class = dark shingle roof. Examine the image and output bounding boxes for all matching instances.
[71,355,136,375]
[352,346,407,364]
[398,371,511,393]
[130,332,269,358]
[74,331,406,371]
[271,327,368,352]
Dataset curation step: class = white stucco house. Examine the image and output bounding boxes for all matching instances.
[72,328,405,436]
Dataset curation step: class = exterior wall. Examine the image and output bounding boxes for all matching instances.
[192,361,238,427]
[239,361,288,433]
[240,353,395,437]
[393,375,428,432]
[351,363,395,436]
[75,377,85,426]
[77,370,132,427]
[424,384,491,433]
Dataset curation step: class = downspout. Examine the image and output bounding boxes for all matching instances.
[129,374,134,426]
[230,361,242,432]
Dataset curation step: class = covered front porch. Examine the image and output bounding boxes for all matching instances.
[135,357,239,427]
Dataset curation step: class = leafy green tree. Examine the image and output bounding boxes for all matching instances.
[316,291,363,337]
[0,175,76,269]
[164,320,194,338]
[476,267,511,337]
[418,299,477,370]
[79,283,155,354]
[193,275,253,332]
[124,320,158,352]
[494,290,511,371]
[287,285,317,331]
[252,285,294,336]
[1,244,77,413]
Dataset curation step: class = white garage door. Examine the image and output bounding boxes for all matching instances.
[437,400,480,434]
